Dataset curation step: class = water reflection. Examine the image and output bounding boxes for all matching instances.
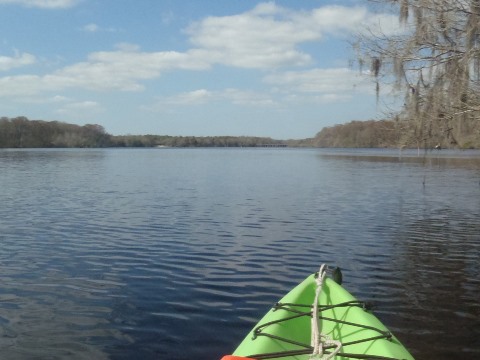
[0,225,132,359]
[390,211,480,359]
[318,148,480,170]
[0,148,479,360]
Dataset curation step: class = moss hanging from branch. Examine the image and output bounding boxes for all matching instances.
[354,0,480,149]
[400,0,409,24]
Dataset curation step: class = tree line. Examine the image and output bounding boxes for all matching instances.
[113,134,291,148]
[1,116,478,149]
[0,117,291,148]
[312,120,399,148]
[0,117,111,148]
[313,118,479,148]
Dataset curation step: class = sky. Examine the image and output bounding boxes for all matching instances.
[0,0,402,139]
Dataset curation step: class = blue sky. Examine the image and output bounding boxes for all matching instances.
[0,0,401,139]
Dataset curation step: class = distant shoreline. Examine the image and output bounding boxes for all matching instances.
[2,116,478,149]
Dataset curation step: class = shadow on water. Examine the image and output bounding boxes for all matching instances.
[387,210,480,360]
[317,148,480,170]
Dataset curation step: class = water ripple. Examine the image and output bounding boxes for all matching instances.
[0,149,479,359]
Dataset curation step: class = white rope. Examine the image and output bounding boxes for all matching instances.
[310,265,326,356]
[309,265,342,360]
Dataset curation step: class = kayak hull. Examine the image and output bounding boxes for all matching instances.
[229,274,414,360]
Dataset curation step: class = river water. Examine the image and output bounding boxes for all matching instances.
[0,148,479,360]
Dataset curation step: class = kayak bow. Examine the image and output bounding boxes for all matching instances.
[222,265,414,360]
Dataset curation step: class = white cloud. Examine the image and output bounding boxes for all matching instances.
[57,100,99,110]
[249,2,283,16]
[308,6,369,33]
[0,3,401,100]
[149,88,276,109]
[0,51,36,71]
[186,3,316,69]
[185,4,401,69]
[82,23,99,32]
[362,10,406,37]
[6,93,71,104]
[55,100,102,116]
[160,89,213,106]
[0,0,79,8]
[81,23,120,33]
[264,68,373,94]
[51,95,69,102]
[114,43,140,52]
[0,46,211,96]
[222,88,276,106]
[0,75,44,96]
[60,48,207,90]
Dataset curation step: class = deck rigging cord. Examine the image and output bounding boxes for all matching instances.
[247,265,401,360]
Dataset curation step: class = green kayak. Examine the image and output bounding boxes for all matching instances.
[222,266,414,360]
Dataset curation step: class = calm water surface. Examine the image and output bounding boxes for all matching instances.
[0,148,479,360]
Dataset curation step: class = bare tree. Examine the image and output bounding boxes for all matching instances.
[355,0,480,149]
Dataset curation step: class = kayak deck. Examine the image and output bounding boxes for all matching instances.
[229,272,414,360]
